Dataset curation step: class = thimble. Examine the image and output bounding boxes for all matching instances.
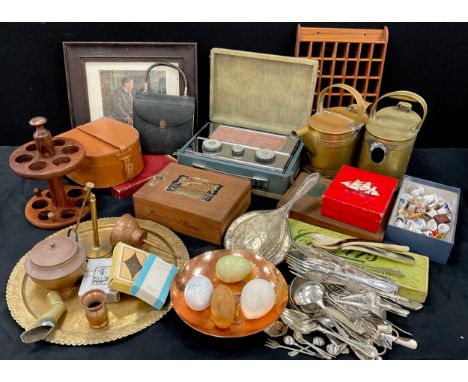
[437,207,450,215]
[421,231,433,237]
[407,204,416,214]
[395,214,407,223]
[413,218,427,231]
[411,186,425,198]
[426,219,438,232]
[435,196,446,208]
[427,209,438,218]
[398,198,409,210]
[395,219,406,229]
[423,194,436,205]
[438,223,450,235]
[398,209,409,217]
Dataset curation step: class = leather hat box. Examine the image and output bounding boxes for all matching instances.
[277,172,389,241]
[59,117,144,188]
[321,165,398,233]
[133,163,251,244]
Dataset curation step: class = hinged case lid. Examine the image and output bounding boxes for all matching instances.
[209,48,318,134]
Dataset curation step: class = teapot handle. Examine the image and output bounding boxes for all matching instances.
[67,228,80,242]
[316,84,365,126]
[369,91,428,133]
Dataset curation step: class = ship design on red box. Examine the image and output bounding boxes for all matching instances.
[341,180,380,196]
[321,166,398,233]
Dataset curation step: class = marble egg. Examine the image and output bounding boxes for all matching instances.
[184,275,213,311]
[240,279,276,320]
[210,285,236,329]
[216,255,252,283]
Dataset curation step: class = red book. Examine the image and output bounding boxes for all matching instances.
[321,165,398,233]
[110,155,176,199]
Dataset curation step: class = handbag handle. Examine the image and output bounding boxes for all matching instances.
[369,90,427,133]
[316,83,365,125]
[143,62,188,96]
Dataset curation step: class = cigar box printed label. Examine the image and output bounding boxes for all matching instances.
[166,175,223,202]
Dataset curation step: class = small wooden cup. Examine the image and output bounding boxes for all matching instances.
[80,289,109,329]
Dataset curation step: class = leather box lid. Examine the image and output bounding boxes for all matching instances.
[322,165,398,223]
[133,163,251,224]
[61,117,140,157]
[209,48,318,135]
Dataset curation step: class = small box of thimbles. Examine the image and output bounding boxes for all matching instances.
[385,175,460,264]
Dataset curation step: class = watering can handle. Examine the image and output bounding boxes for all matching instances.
[369,91,428,133]
[316,84,365,126]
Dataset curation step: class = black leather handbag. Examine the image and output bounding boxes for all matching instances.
[133,63,195,155]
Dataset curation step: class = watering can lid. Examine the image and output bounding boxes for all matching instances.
[366,104,422,141]
[366,91,428,142]
[309,108,362,135]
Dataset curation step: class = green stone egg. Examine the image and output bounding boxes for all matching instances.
[216,255,252,283]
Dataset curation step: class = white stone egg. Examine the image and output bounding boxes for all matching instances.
[184,275,213,311]
[240,279,276,319]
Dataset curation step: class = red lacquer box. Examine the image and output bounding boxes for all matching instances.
[321,165,398,233]
[110,155,176,199]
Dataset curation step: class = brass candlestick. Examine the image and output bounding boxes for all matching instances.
[85,192,113,259]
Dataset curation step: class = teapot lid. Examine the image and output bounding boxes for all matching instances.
[29,237,78,269]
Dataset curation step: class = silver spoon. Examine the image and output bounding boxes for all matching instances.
[281,310,379,358]
[283,335,322,359]
[293,331,334,359]
[292,281,366,334]
[224,173,320,265]
[265,339,318,358]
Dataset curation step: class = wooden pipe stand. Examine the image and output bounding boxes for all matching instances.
[9,117,90,229]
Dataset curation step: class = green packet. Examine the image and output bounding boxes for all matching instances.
[289,218,429,303]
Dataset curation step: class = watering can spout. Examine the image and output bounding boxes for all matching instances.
[291,126,309,139]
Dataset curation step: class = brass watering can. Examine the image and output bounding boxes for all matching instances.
[357,90,427,185]
[292,84,367,177]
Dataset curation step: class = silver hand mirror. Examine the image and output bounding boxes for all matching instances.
[224,173,320,265]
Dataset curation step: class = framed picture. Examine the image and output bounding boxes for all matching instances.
[63,42,198,127]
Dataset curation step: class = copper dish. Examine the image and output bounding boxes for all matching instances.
[7,217,189,346]
[170,249,288,338]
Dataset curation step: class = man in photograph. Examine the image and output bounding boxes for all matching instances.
[111,76,134,125]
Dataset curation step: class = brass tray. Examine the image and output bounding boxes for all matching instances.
[170,249,288,338]
[6,217,189,346]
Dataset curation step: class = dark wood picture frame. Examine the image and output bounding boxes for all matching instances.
[63,42,198,127]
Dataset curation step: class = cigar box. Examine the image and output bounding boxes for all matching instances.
[133,163,251,244]
[178,48,319,199]
[385,175,460,264]
[277,172,389,241]
[321,166,398,233]
[289,219,429,302]
[110,154,176,199]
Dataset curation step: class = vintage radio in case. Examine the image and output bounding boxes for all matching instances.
[178,48,319,198]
